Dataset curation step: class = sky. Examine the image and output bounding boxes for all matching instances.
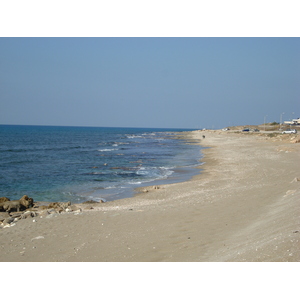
[1,37,299,129]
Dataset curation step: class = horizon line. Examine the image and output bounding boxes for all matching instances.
[0,123,199,130]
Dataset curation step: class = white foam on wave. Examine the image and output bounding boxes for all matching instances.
[98,148,118,152]
[104,185,116,189]
[136,166,174,178]
[126,134,143,139]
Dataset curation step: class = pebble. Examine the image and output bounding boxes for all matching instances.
[46,213,57,218]
[31,236,45,241]
[3,223,16,228]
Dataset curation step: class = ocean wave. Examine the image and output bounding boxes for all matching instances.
[126,134,143,139]
[0,148,28,153]
[84,172,106,175]
[104,185,117,189]
[2,159,37,165]
[98,141,129,146]
[136,166,174,178]
[97,148,118,152]
[0,145,85,153]
[128,181,142,185]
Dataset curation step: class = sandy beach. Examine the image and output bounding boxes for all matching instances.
[1,129,299,262]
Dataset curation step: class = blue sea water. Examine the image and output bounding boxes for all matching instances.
[0,125,203,203]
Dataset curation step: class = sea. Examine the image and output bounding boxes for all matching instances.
[0,125,203,203]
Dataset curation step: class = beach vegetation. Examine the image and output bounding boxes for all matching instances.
[266,132,280,138]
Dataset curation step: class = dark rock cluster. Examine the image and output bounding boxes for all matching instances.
[0,195,82,228]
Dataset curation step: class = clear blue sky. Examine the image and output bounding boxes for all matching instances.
[1,37,299,129]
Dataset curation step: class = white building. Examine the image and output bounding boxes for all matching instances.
[284,118,300,125]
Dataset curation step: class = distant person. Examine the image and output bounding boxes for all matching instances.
[202,135,205,139]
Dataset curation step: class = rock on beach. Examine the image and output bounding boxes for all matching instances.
[0,196,82,229]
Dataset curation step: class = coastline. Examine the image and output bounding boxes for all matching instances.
[97,130,205,202]
[0,129,299,261]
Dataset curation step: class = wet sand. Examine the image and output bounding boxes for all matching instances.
[1,130,299,262]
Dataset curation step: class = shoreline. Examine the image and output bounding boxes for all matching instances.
[101,130,205,203]
[1,130,299,261]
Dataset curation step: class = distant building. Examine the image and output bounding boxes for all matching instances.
[284,118,300,125]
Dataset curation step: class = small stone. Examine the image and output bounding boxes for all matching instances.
[31,236,44,241]
[70,205,81,211]
[0,212,10,222]
[291,177,300,183]
[3,217,14,225]
[46,213,57,218]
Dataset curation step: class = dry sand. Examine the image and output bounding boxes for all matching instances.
[1,130,299,262]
